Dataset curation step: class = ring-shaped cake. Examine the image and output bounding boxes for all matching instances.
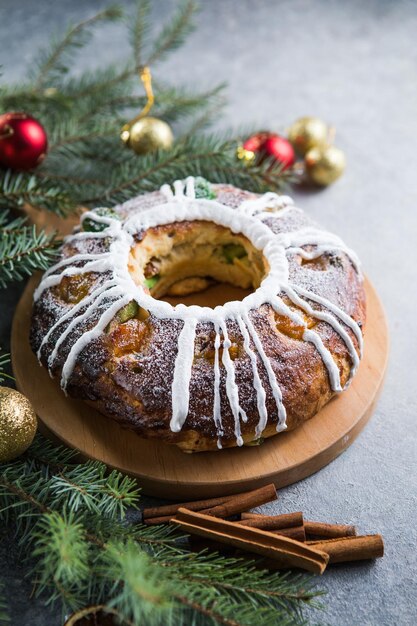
[30,177,366,452]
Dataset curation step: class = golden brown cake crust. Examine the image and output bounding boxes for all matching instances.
[30,184,366,452]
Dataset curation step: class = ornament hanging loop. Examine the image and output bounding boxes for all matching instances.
[121,66,154,140]
[120,65,174,154]
[138,66,154,119]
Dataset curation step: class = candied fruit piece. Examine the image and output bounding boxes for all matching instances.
[110,319,148,357]
[194,177,216,199]
[82,208,121,232]
[275,311,317,340]
[117,300,139,323]
[56,273,93,304]
[222,243,247,264]
[144,275,160,289]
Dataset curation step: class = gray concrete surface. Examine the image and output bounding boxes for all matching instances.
[1,1,417,624]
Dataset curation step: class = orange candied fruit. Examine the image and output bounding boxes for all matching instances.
[274,311,317,340]
[55,273,94,304]
[110,319,149,357]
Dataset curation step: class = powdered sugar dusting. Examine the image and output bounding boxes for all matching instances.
[33,178,364,447]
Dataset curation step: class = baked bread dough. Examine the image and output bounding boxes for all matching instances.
[30,178,366,452]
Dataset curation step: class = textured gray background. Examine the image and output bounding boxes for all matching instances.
[1,1,417,624]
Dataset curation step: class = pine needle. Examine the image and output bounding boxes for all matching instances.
[0,433,325,624]
[0,221,60,288]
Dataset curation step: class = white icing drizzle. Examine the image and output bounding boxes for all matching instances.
[61,294,132,390]
[42,253,111,279]
[48,285,123,370]
[237,316,267,438]
[220,318,247,447]
[303,329,342,391]
[34,177,364,445]
[291,284,363,357]
[37,279,118,361]
[242,311,287,432]
[284,285,361,380]
[170,318,197,433]
[213,324,223,448]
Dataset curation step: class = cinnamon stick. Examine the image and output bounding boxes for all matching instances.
[200,484,277,518]
[306,535,384,564]
[236,511,303,531]
[173,508,329,574]
[271,525,306,542]
[305,521,356,539]
[144,494,234,521]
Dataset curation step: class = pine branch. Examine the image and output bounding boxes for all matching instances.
[0,351,13,384]
[0,222,60,288]
[0,434,324,625]
[130,0,151,68]
[145,0,198,66]
[32,511,91,595]
[32,6,123,90]
[102,540,173,624]
[0,170,75,215]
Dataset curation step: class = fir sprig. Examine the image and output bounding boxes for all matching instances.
[0,351,13,384]
[146,0,198,66]
[0,434,324,624]
[0,0,296,291]
[0,216,60,287]
[0,6,305,619]
[32,6,123,90]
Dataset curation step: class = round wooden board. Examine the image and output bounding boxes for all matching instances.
[12,276,388,500]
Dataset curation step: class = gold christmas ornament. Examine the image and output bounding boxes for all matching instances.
[121,116,173,155]
[288,116,328,156]
[0,387,37,462]
[121,66,173,155]
[305,145,346,186]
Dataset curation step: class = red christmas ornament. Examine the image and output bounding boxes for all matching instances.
[263,135,295,169]
[0,112,48,171]
[238,131,295,170]
[242,131,270,154]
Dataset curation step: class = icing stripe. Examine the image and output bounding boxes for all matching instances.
[49,285,123,371]
[237,316,268,438]
[292,284,363,357]
[61,293,132,389]
[37,279,118,360]
[34,258,114,301]
[42,253,111,279]
[242,311,287,431]
[219,319,247,446]
[213,323,223,448]
[170,318,197,433]
[285,285,360,380]
[303,329,342,391]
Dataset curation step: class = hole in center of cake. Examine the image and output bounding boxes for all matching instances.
[128,220,268,306]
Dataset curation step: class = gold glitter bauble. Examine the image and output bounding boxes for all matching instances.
[120,117,173,155]
[288,116,328,156]
[305,145,346,186]
[0,387,37,462]
[236,145,256,164]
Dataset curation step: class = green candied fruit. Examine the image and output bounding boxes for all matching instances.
[144,275,160,290]
[222,243,247,264]
[82,207,121,232]
[193,176,216,199]
[244,437,265,447]
[118,300,139,323]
